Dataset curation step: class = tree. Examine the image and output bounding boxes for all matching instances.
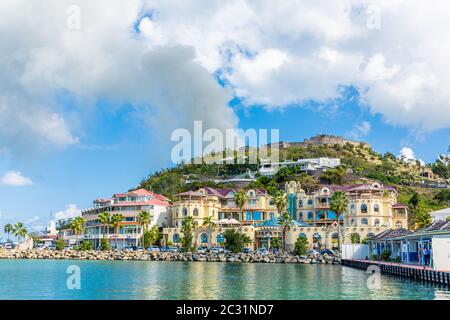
[298,173,319,194]
[278,212,294,252]
[98,211,111,241]
[414,207,431,230]
[70,216,86,247]
[143,225,159,248]
[294,236,309,256]
[348,233,361,244]
[270,237,281,250]
[223,229,251,253]
[234,190,249,221]
[55,238,66,251]
[408,192,420,209]
[111,213,124,249]
[56,218,73,231]
[330,191,349,249]
[100,238,110,251]
[4,224,13,242]
[180,216,196,252]
[202,216,216,248]
[13,222,28,244]
[138,211,151,246]
[322,167,346,185]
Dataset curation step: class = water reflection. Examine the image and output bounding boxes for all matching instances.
[0,260,449,300]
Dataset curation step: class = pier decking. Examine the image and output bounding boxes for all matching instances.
[342,259,450,286]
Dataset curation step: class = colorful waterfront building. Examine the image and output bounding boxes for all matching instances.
[165,182,409,251]
[64,188,171,249]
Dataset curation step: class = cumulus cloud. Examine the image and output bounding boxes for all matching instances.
[0,171,33,186]
[2,0,450,163]
[0,0,238,158]
[137,0,450,131]
[398,147,424,165]
[54,204,81,220]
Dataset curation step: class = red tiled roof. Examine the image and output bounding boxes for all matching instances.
[113,188,170,202]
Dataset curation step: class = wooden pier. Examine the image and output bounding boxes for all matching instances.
[342,259,450,286]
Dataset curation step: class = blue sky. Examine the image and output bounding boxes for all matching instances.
[1,1,450,233]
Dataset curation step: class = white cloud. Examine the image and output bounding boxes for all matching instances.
[398,146,424,165]
[54,204,81,220]
[0,171,33,186]
[1,0,450,162]
[347,121,371,140]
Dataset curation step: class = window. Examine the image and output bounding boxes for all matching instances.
[313,233,321,243]
[216,234,224,244]
[307,199,313,206]
[201,233,208,243]
[361,218,368,225]
[182,208,188,217]
[173,233,180,243]
[396,221,402,228]
[308,212,314,220]
[193,208,199,216]
[374,219,380,227]
[361,204,368,214]
[367,233,375,238]
[249,191,254,197]
[298,212,303,219]
[269,212,275,219]
[374,204,379,213]
[176,208,179,217]
[298,199,303,207]
[351,204,356,213]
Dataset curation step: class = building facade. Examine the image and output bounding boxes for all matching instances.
[259,157,341,176]
[64,188,171,249]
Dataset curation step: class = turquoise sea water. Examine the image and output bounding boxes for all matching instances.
[0,259,449,300]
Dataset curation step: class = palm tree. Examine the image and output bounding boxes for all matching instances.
[12,222,28,245]
[70,216,86,247]
[202,216,216,248]
[180,216,196,252]
[330,191,349,250]
[111,213,124,249]
[4,224,13,242]
[274,191,292,252]
[234,190,249,221]
[98,211,111,239]
[138,211,151,246]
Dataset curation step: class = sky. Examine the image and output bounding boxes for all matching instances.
[1,0,450,234]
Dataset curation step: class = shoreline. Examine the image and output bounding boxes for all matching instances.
[0,249,341,264]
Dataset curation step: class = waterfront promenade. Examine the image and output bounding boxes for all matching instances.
[342,259,450,286]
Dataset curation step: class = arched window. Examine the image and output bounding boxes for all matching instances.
[249,191,254,197]
[374,204,379,213]
[396,221,402,229]
[201,233,208,243]
[173,233,180,243]
[351,219,355,226]
[351,204,356,213]
[374,219,380,227]
[367,232,375,238]
[313,233,321,243]
[307,199,313,206]
[193,208,199,216]
[298,199,303,207]
[308,212,314,220]
[216,233,224,244]
[269,212,275,219]
[298,212,303,220]
[182,208,188,217]
[298,233,307,239]
[361,218,368,225]
[361,204,368,213]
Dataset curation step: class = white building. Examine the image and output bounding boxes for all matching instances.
[430,207,450,222]
[259,157,341,176]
